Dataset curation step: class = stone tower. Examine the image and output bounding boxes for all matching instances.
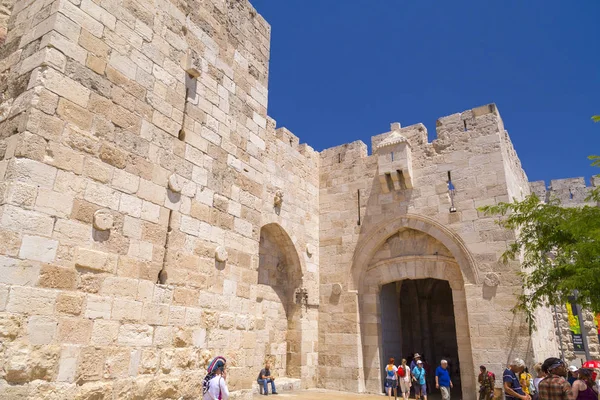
[0,0,319,398]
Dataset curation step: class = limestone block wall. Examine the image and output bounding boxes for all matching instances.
[318,105,554,396]
[0,0,319,398]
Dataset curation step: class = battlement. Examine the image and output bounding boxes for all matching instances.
[266,116,318,160]
[320,103,504,167]
[530,177,600,205]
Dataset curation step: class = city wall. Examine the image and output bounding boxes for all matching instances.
[0,0,318,398]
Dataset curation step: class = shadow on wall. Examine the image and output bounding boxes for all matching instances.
[257,223,304,379]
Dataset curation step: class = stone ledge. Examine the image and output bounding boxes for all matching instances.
[252,377,301,394]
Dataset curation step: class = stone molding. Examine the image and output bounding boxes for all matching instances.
[350,214,479,290]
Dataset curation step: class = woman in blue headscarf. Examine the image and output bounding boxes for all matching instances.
[203,356,229,400]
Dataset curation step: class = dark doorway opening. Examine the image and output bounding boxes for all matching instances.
[380,278,461,397]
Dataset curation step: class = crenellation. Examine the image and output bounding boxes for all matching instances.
[528,176,597,206]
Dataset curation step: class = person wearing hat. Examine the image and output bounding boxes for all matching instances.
[412,359,428,400]
[411,353,422,370]
[203,356,229,400]
[567,366,579,386]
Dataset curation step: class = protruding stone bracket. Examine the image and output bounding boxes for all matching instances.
[483,272,500,287]
[376,123,413,193]
[93,209,114,231]
[183,49,202,78]
[331,283,342,296]
[168,174,183,193]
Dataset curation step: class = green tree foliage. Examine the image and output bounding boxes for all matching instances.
[480,115,600,325]
[481,196,600,323]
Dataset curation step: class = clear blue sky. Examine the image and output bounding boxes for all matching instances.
[251,0,600,184]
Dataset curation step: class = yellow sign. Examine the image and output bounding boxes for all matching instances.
[566,303,581,334]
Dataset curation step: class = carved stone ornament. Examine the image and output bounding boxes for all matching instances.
[483,272,500,287]
[168,174,183,193]
[215,246,228,262]
[274,190,284,207]
[93,209,114,231]
[332,283,342,296]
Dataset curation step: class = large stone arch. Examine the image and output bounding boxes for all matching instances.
[257,223,304,379]
[351,214,479,290]
[353,216,478,397]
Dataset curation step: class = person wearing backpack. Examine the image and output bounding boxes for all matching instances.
[384,357,399,398]
[479,365,496,400]
[398,358,412,400]
[203,356,229,400]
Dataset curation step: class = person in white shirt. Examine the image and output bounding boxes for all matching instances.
[203,356,229,400]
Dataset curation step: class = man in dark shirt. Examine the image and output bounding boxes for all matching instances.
[503,358,530,400]
[257,362,278,395]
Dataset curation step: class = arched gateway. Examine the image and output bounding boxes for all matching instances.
[352,215,478,398]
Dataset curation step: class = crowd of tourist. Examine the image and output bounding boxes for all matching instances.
[384,353,455,400]
[383,354,600,400]
[500,357,599,400]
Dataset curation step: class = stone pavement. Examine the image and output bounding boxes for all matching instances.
[253,389,445,400]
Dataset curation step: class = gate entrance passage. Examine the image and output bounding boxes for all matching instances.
[380,278,461,396]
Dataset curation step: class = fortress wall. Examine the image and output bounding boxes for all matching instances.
[318,104,545,393]
[0,0,319,398]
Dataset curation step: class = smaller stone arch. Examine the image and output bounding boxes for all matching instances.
[257,223,304,380]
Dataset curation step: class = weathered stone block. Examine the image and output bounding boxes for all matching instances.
[118,324,154,346]
[57,345,80,383]
[38,264,77,289]
[90,320,120,346]
[1,205,54,236]
[27,315,58,344]
[75,247,118,273]
[111,298,143,322]
[85,294,112,319]
[7,286,57,315]
[76,347,106,383]
[56,292,84,315]
[58,318,93,344]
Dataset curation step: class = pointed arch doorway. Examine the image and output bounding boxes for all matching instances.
[353,216,478,398]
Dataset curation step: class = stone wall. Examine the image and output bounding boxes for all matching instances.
[0,0,319,398]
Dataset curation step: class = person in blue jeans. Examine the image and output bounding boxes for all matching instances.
[257,363,278,395]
